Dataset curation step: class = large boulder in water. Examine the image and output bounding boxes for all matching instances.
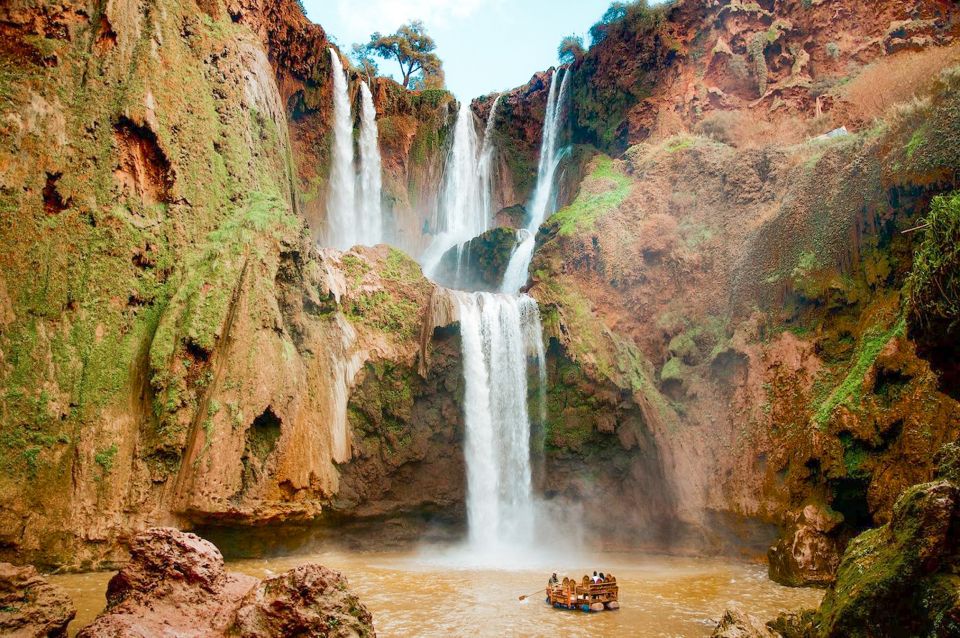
[0,563,75,637]
[433,227,520,291]
[230,565,375,637]
[77,527,375,637]
[711,604,779,637]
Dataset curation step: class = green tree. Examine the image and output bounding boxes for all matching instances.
[351,43,379,85]
[558,35,586,64]
[366,21,442,89]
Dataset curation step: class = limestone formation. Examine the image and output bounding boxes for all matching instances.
[0,563,75,638]
[712,605,779,638]
[77,528,374,637]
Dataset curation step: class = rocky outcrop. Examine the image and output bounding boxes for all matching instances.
[712,605,779,638]
[434,227,520,292]
[0,563,75,638]
[564,0,960,152]
[0,0,456,569]
[814,478,960,637]
[77,527,374,637]
[230,565,375,638]
[768,505,844,587]
[527,59,960,556]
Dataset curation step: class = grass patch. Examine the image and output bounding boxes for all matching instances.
[813,316,906,428]
[549,155,632,236]
[381,248,422,283]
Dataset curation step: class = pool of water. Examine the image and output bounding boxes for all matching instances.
[51,550,822,637]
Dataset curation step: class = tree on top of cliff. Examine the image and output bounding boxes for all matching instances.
[589,0,664,47]
[558,35,586,65]
[351,43,379,85]
[364,21,442,90]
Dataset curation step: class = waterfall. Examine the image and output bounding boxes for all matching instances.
[478,95,501,229]
[325,48,357,250]
[501,69,571,294]
[357,81,384,245]
[421,100,497,276]
[455,291,546,555]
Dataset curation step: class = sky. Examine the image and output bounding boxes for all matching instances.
[303,0,617,99]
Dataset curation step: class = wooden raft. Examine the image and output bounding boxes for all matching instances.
[545,575,620,612]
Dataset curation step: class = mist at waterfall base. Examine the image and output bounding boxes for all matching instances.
[417,292,587,570]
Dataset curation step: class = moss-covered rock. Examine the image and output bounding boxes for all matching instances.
[433,227,520,292]
[814,477,960,637]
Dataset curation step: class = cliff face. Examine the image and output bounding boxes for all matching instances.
[0,0,463,569]
[521,0,960,574]
[2,0,960,580]
[566,0,959,152]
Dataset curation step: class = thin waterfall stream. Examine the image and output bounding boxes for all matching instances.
[502,68,570,294]
[325,48,357,250]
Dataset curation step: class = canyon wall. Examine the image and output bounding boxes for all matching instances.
[2,0,960,579]
[0,0,468,568]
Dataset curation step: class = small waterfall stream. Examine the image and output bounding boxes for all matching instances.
[325,48,357,250]
[502,68,570,294]
[357,81,384,245]
[324,52,386,249]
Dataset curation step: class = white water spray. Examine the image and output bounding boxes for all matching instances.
[502,69,571,293]
[357,81,384,245]
[325,49,357,250]
[455,291,546,556]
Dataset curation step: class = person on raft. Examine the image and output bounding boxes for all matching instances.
[591,571,600,583]
[549,573,559,586]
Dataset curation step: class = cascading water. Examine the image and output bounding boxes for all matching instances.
[501,68,571,294]
[421,100,496,276]
[478,95,501,228]
[454,291,546,557]
[357,81,384,245]
[325,48,357,250]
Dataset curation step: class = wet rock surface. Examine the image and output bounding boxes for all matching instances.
[768,505,844,587]
[0,563,75,638]
[77,528,374,638]
[813,477,960,637]
[434,227,520,292]
[712,604,779,638]
[229,564,374,638]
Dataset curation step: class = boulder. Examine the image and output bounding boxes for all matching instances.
[0,563,75,638]
[77,528,375,638]
[814,479,960,637]
[229,564,375,638]
[433,226,520,292]
[768,504,844,587]
[712,604,780,638]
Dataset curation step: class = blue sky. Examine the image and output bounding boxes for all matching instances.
[303,0,617,99]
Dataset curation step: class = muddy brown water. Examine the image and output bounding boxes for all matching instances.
[51,550,823,637]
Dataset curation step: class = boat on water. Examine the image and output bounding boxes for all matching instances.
[546,575,620,612]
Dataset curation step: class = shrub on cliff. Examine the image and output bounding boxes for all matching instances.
[589,1,666,47]
[908,190,960,332]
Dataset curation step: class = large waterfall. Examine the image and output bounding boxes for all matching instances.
[420,100,499,276]
[357,81,384,245]
[455,291,547,558]
[325,48,357,250]
[501,69,571,294]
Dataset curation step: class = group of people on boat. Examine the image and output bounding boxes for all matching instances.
[547,571,617,590]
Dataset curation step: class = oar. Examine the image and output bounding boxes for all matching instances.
[519,588,545,601]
